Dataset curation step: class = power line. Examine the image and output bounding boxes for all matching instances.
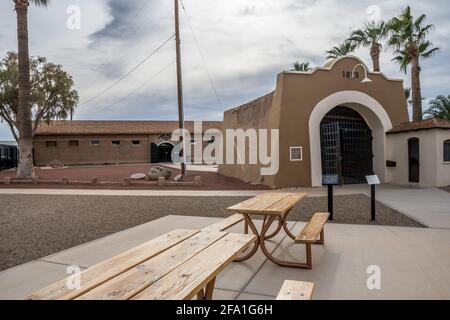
[79,34,175,107]
[179,0,223,109]
[83,59,175,116]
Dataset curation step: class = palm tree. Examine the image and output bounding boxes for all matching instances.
[291,61,311,72]
[325,41,357,60]
[14,0,49,178]
[424,95,450,120]
[348,21,390,72]
[388,6,439,121]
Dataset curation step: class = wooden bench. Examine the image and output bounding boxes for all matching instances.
[276,280,314,300]
[25,229,256,300]
[295,212,330,269]
[202,214,244,232]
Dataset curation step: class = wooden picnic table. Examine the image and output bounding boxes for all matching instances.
[227,192,309,268]
[25,229,255,300]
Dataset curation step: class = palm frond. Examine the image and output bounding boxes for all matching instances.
[291,61,311,72]
[388,5,438,70]
[424,95,450,120]
[421,47,439,58]
[30,0,50,7]
[325,41,356,59]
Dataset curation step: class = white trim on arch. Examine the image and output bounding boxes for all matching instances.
[309,91,393,187]
[157,141,175,147]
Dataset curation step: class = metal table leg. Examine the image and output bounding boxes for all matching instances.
[234,214,259,262]
[258,215,311,269]
[197,277,216,300]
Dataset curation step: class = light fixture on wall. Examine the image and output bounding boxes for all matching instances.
[352,63,372,84]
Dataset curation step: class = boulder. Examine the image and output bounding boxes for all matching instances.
[130,173,146,180]
[148,166,172,181]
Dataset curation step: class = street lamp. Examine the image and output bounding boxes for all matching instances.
[352,63,372,84]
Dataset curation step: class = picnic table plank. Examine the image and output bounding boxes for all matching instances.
[264,193,307,215]
[276,280,315,300]
[295,212,330,243]
[131,233,256,300]
[202,214,244,232]
[24,229,198,300]
[77,231,228,300]
[226,193,292,214]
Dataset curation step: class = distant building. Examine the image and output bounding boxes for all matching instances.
[218,56,450,188]
[33,120,222,166]
[0,141,18,147]
[0,144,18,171]
[386,118,450,187]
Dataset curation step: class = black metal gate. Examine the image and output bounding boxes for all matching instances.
[320,106,374,184]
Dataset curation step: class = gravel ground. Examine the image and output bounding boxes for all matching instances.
[0,194,423,271]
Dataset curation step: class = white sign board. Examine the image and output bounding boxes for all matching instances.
[366,175,380,185]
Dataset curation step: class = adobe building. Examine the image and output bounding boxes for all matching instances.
[33,120,221,166]
[218,56,450,188]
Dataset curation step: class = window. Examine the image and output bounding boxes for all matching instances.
[132,140,141,146]
[290,146,303,161]
[68,140,79,147]
[90,140,100,147]
[444,140,450,162]
[46,141,57,148]
[112,140,121,146]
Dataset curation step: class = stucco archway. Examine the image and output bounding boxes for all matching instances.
[309,91,393,186]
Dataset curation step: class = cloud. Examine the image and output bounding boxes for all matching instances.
[0,0,449,140]
[89,0,151,45]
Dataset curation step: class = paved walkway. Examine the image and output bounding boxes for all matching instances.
[335,184,450,229]
[2,215,450,300]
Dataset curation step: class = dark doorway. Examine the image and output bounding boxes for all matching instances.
[408,138,420,183]
[320,106,374,184]
[151,142,173,163]
[0,145,18,171]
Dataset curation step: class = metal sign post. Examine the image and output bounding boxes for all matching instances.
[365,175,380,221]
[322,174,340,221]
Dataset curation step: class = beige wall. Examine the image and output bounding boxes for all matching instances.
[218,92,280,187]
[219,56,409,188]
[33,134,151,166]
[436,130,450,187]
[386,129,450,187]
[34,133,215,167]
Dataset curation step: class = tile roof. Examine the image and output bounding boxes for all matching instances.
[35,120,222,136]
[387,118,450,134]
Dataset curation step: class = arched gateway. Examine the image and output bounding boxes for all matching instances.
[219,56,409,188]
[320,106,373,184]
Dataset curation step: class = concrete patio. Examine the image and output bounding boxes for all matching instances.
[1,214,450,300]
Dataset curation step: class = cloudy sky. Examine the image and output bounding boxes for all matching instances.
[0,0,449,140]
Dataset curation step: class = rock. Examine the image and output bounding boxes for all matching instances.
[49,159,63,168]
[123,177,131,186]
[173,174,183,182]
[194,176,202,186]
[130,173,146,180]
[157,177,166,186]
[148,166,172,181]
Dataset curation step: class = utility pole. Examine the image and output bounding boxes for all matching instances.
[174,0,186,176]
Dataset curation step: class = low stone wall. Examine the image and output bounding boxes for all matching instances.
[0,176,202,187]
